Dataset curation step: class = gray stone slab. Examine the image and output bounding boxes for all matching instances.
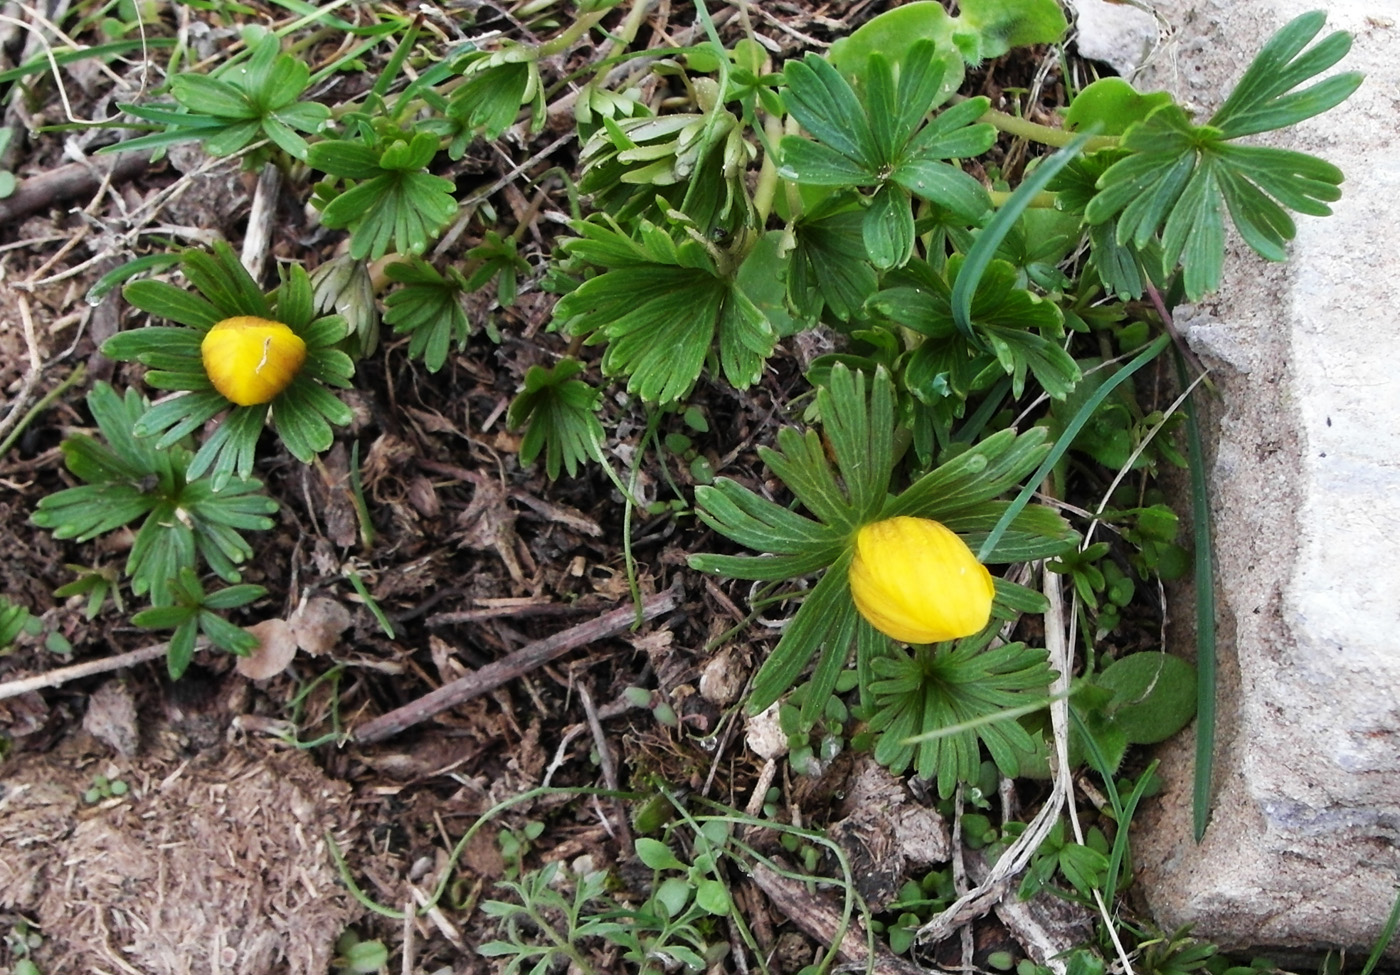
[1120,0,1400,955]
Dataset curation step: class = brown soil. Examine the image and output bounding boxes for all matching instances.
[0,3,1119,973]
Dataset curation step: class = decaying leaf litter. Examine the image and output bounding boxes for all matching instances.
[0,0,1360,972]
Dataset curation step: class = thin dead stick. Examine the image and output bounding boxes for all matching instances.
[426,600,599,627]
[0,152,149,225]
[352,584,681,744]
[750,864,926,975]
[0,640,173,700]
[241,164,281,280]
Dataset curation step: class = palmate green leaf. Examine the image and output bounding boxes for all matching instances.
[873,256,1075,399]
[382,258,472,372]
[507,359,606,480]
[788,198,879,322]
[891,95,995,220]
[318,171,458,260]
[1207,10,1359,139]
[310,132,458,260]
[554,217,777,404]
[463,230,529,306]
[981,323,1080,400]
[118,30,327,162]
[169,74,255,119]
[782,52,879,171]
[868,636,1051,797]
[1085,11,1360,300]
[134,568,266,678]
[0,598,30,648]
[781,41,993,260]
[748,550,857,714]
[33,383,276,605]
[445,47,544,146]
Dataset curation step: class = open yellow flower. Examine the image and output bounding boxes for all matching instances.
[848,516,995,644]
[201,316,307,406]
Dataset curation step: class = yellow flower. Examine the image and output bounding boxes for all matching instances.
[201,316,307,406]
[848,516,995,644]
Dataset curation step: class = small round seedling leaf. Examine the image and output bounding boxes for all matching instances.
[653,876,693,918]
[635,837,688,872]
[695,877,732,915]
[1096,651,1197,744]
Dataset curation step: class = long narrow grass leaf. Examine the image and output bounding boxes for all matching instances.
[951,131,1094,341]
[1177,347,1218,842]
[976,333,1170,562]
[1360,886,1400,975]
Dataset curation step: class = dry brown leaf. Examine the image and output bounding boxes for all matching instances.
[82,680,139,756]
[237,618,298,680]
[289,596,354,656]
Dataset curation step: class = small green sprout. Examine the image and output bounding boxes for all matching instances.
[381,258,474,372]
[131,568,265,679]
[0,597,32,651]
[507,359,606,480]
[83,774,130,804]
[110,27,331,163]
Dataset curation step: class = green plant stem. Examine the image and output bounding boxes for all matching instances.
[1178,345,1217,843]
[538,8,610,58]
[0,362,86,458]
[369,13,420,101]
[988,189,1058,209]
[974,104,1118,152]
[327,785,644,920]
[602,0,649,55]
[753,112,784,225]
[346,440,375,551]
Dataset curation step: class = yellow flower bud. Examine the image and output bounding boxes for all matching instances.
[848,516,995,644]
[201,316,307,406]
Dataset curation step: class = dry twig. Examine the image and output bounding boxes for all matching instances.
[352,584,682,744]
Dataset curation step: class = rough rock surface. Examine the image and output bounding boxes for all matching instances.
[1068,0,1162,79]
[1128,0,1400,955]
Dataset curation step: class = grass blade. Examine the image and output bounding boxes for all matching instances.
[1177,348,1217,842]
[951,130,1094,341]
[976,333,1170,562]
[1360,886,1400,975]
